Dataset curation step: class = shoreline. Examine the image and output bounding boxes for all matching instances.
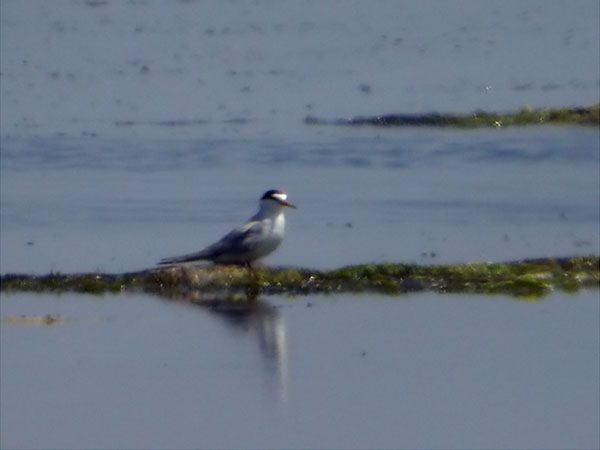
[305,104,600,128]
[2,256,598,301]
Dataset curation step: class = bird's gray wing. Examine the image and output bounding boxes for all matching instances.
[199,220,265,257]
[158,220,263,265]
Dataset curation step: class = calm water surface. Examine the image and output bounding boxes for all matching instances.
[1,290,598,449]
[1,1,598,272]
[1,2,599,449]
[2,1,599,138]
[1,127,599,273]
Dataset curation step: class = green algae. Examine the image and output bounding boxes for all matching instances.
[305,104,600,128]
[1,256,597,302]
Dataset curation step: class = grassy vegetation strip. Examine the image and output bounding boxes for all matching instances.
[1,256,598,300]
[305,104,600,128]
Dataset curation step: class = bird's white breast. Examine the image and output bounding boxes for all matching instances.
[271,212,285,239]
[259,213,285,251]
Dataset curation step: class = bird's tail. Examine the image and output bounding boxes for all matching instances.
[157,250,208,266]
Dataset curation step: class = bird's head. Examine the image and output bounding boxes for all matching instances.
[260,190,296,211]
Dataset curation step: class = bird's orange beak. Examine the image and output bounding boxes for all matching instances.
[280,200,296,209]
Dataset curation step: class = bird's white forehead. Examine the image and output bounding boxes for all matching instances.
[269,191,287,202]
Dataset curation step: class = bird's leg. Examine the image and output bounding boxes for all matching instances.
[245,261,261,301]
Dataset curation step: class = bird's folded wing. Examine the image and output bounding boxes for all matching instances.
[204,220,264,255]
[158,221,263,264]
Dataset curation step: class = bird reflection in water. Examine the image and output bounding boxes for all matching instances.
[187,295,289,402]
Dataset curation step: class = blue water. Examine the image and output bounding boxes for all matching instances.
[1,127,598,273]
[1,1,599,273]
[1,1,599,449]
[1,291,599,449]
[1,0,598,139]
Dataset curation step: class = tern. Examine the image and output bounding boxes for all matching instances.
[158,190,295,267]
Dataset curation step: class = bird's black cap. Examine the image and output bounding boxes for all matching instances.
[262,189,285,200]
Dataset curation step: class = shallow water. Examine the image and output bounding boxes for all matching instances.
[1,1,599,139]
[1,3,599,449]
[1,291,598,449]
[1,1,599,273]
[1,127,599,273]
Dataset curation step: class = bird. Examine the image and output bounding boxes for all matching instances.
[158,190,296,267]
